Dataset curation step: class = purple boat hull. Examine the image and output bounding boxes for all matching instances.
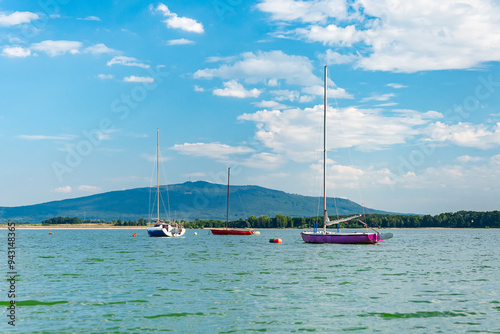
[301,231,380,244]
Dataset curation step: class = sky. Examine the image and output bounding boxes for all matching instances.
[1,0,500,215]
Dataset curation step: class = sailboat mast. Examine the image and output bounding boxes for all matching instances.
[323,66,328,229]
[226,167,230,229]
[157,128,160,222]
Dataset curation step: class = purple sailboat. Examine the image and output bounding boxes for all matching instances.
[301,66,392,244]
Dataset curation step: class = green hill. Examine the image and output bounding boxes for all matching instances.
[0,181,390,223]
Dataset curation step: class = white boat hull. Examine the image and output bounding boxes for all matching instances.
[147,224,186,237]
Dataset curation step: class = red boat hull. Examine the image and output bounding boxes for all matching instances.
[210,229,254,235]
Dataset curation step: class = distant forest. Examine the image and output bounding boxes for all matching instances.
[186,210,499,229]
[33,210,500,228]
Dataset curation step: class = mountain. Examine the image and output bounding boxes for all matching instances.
[0,181,391,223]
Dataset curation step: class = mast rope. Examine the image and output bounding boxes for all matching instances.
[148,153,157,222]
[159,148,172,222]
[330,71,368,224]
[312,88,323,229]
[363,205,382,229]
[325,67,340,225]
[236,187,248,225]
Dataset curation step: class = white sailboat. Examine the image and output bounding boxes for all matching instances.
[147,128,186,238]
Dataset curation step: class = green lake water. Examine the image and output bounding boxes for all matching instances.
[1,228,499,333]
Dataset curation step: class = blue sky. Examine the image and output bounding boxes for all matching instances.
[1,0,500,215]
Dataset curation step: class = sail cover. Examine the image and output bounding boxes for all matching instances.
[325,215,362,226]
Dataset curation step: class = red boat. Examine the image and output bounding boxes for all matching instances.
[210,229,254,235]
[210,167,255,236]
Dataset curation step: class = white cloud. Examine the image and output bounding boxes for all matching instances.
[456,155,483,163]
[142,153,169,163]
[154,3,204,33]
[97,74,114,80]
[301,84,353,99]
[3,41,115,58]
[304,159,404,193]
[18,134,74,140]
[424,122,500,149]
[85,43,116,54]
[107,56,149,68]
[184,172,207,178]
[123,76,154,83]
[267,79,278,87]
[2,46,31,57]
[361,93,395,102]
[194,50,321,86]
[167,38,195,45]
[241,152,283,169]
[171,143,254,160]
[54,186,72,193]
[390,109,443,126]
[393,155,500,193]
[0,11,39,27]
[271,89,300,102]
[238,104,440,165]
[387,83,407,89]
[252,100,288,110]
[357,1,500,72]
[296,24,363,46]
[31,40,82,57]
[78,16,101,21]
[257,0,500,72]
[239,107,319,163]
[321,50,357,65]
[78,185,100,191]
[213,80,261,98]
[376,102,397,107]
[256,0,349,24]
[299,95,315,103]
[421,110,443,119]
[205,56,237,63]
[194,85,205,92]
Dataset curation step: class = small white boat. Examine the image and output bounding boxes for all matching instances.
[146,128,186,238]
[147,220,185,237]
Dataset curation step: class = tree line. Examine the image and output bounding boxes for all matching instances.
[38,210,500,228]
[184,211,500,229]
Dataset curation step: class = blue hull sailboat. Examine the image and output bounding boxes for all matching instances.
[146,129,185,238]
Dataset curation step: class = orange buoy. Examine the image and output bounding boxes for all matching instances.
[49,232,53,235]
[132,233,137,237]
[269,238,282,243]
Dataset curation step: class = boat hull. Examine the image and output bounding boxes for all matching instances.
[301,231,380,244]
[147,225,186,237]
[210,229,254,235]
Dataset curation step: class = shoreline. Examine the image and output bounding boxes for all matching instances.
[0,225,487,230]
[0,225,148,229]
